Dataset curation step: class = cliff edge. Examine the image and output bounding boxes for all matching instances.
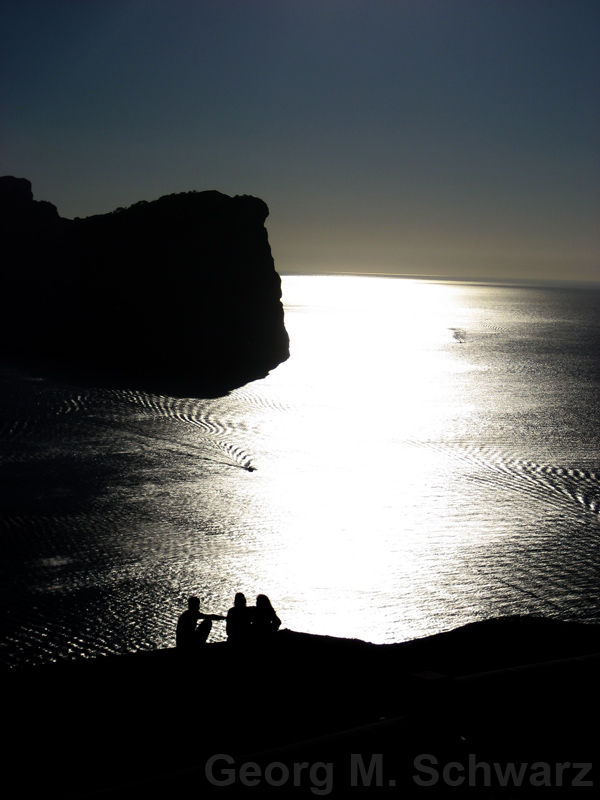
[4,616,599,797]
[0,176,290,395]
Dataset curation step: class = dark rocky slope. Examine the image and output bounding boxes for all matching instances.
[4,616,599,797]
[0,176,289,395]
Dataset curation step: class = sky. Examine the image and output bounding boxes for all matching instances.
[1,0,598,283]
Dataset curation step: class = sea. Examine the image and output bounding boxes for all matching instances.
[1,274,599,667]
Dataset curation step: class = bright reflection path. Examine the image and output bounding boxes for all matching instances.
[4,275,599,663]
[212,276,600,643]
[240,278,475,640]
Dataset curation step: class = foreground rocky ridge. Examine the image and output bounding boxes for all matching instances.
[4,616,599,797]
[0,176,289,395]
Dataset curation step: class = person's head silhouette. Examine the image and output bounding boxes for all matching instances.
[234,592,246,608]
[256,594,273,610]
[188,596,200,612]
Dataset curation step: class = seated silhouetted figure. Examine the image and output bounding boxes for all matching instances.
[252,594,281,644]
[176,596,225,651]
[226,592,252,646]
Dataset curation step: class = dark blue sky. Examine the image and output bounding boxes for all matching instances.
[2,1,598,281]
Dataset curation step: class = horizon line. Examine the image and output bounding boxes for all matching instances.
[279,271,600,290]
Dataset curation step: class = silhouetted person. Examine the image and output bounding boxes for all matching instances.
[176,596,225,651]
[252,594,281,643]
[226,592,252,646]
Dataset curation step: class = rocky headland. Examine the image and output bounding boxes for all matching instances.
[0,176,289,395]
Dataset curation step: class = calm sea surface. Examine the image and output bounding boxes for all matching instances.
[1,275,599,666]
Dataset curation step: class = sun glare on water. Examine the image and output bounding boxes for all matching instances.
[235,275,488,642]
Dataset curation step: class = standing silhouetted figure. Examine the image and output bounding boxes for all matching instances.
[176,596,225,651]
[226,592,252,646]
[252,594,281,643]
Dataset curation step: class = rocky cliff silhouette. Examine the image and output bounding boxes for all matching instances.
[0,176,290,395]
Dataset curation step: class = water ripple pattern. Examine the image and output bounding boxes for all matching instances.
[1,277,599,664]
[411,441,600,519]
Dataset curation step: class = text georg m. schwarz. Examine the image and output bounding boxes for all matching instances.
[204,753,593,794]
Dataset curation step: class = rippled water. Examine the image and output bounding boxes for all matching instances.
[1,275,599,666]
